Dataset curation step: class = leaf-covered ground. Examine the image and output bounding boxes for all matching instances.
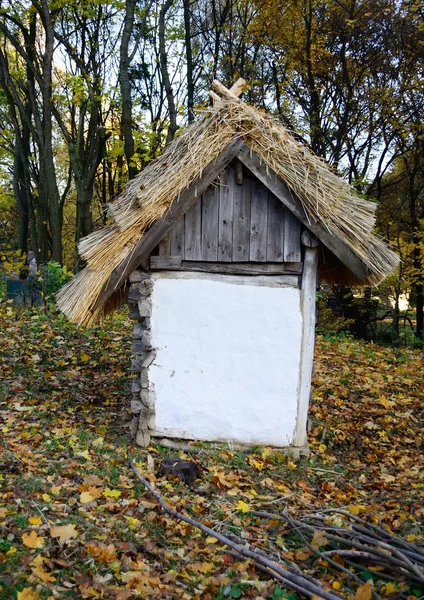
[0,305,423,600]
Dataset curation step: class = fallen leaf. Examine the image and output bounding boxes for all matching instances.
[80,491,95,504]
[22,530,44,548]
[381,582,397,596]
[30,555,56,583]
[75,449,90,459]
[354,581,373,600]
[17,589,40,600]
[28,517,42,526]
[311,529,328,549]
[235,500,251,513]
[103,487,121,499]
[50,523,78,543]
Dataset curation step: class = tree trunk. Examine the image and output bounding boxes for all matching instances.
[159,0,178,145]
[183,0,194,122]
[119,0,138,179]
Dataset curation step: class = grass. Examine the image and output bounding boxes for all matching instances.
[0,305,423,599]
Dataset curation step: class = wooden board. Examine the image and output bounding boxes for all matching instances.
[218,169,234,262]
[150,256,302,276]
[170,216,185,256]
[267,191,285,262]
[249,178,269,262]
[201,185,219,261]
[236,143,369,280]
[284,209,302,262]
[184,199,202,260]
[158,232,171,256]
[232,172,251,261]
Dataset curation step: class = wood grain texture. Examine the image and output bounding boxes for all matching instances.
[184,199,202,260]
[236,144,369,280]
[91,139,245,312]
[284,209,302,262]
[294,245,319,447]
[232,173,251,261]
[267,191,285,262]
[201,185,219,261]
[250,177,269,262]
[218,169,234,262]
[170,216,185,256]
[149,257,302,277]
[158,232,171,256]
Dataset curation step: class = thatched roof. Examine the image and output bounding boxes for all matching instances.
[57,79,399,326]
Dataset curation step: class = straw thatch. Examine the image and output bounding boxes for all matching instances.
[57,95,399,326]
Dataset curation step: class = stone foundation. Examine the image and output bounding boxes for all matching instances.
[128,270,156,447]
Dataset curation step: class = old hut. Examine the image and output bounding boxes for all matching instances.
[57,79,399,453]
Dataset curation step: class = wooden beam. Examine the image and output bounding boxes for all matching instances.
[294,243,319,447]
[229,78,247,97]
[236,144,369,280]
[91,139,244,312]
[211,79,241,101]
[209,90,221,105]
[149,256,303,276]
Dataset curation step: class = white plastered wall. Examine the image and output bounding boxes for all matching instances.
[148,272,303,447]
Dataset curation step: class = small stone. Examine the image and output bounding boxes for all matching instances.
[132,339,145,354]
[129,270,147,283]
[132,323,147,339]
[130,416,139,436]
[131,378,141,393]
[140,389,155,409]
[140,370,149,388]
[138,299,151,317]
[131,399,143,414]
[136,430,151,447]
[129,306,142,320]
[131,357,143,373]
[141,351,156,368]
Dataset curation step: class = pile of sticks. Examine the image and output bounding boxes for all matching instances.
[129,454,424,599]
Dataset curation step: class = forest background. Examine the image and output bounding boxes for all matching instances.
[0,0,423,345]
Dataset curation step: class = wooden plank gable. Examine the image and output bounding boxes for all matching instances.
[156,161,302,265]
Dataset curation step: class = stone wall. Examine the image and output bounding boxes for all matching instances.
[128,270,156,447]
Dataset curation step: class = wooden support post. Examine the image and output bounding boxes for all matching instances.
[294,231,319,448]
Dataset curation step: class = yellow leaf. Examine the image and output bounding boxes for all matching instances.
[206,536,218,544]
[6,546,17,555]
[381,582,397,596]
[51,485,62,496]
[42,494,51,502]
[354,581,373,600]
[407,533,418,542]
[80,491,95,504]
[31,556,56,584]
[80,353,90,362]
[75,449,90,459]
[379,395,390,408]
[103,488,121,499]
[29,517,42,526]
[287,459,297,470]
[22,530,44,548]
[332,581,342,590]
[2,426,9,433]
[17,589,40,600]
[311,529,328,549]
[348,504,367,516]
[236,500,251,513]
[92,437,104,448]
[125,516,141,529]
[50,523,78,543]
[261,447,271,459]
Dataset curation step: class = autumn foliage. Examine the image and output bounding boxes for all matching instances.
[0,305,423,599]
